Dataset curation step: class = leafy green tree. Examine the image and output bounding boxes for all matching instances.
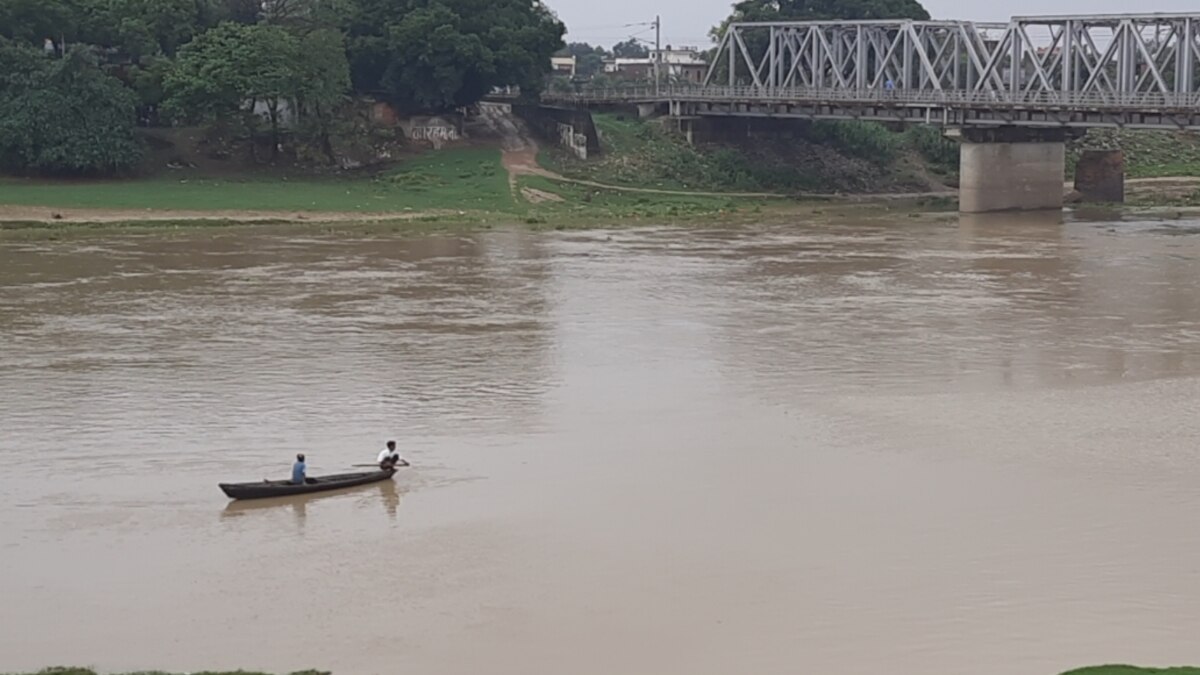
[165,23,298,156]
[223,0,264,23]
[345,0,565,112]
[74,0,226,59]
[295,28,351,161]
[707,0,929,85]
[128,54,173,112]
[164,22,350,161]
[379,5,492,111]
[711,0,930,40]
[0,40,142,175]
[558,42,607,78]
[0,0,76,44]
[262,0,353,32]
[611,39,648,58]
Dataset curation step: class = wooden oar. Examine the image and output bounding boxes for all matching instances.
[352,462,410,468]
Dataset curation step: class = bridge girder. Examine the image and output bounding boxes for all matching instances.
[706,14,1200,100]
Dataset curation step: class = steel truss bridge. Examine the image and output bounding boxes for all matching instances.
[542,14,1200,130]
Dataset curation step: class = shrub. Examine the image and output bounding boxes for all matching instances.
[906,125,958,172]
[805,120,900,165]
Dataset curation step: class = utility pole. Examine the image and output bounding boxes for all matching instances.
[654,15,661,96]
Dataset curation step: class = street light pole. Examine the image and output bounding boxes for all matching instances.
[654,15,661,96]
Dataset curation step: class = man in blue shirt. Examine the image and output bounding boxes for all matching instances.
[292,453,307,485]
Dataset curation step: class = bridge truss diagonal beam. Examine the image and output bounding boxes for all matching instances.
[704,14,1200,102]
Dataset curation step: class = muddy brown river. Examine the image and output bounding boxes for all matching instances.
[3,213,1200,674]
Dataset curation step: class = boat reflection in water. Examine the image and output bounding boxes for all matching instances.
[220,477,403,527]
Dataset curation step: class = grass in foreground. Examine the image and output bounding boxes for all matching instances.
[0,148,512,214]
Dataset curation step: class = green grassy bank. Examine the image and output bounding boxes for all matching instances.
[0,143,785,228]
[1068,129,1200,179]
[538,112,957,195]
[0,148,512,214]
[6,119,1200,229]
[539,112,1200,203]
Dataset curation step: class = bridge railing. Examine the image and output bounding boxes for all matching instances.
[542,84,1200,111]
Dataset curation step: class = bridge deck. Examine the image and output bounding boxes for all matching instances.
[543,14,1200,131]
[542,86,1200,130]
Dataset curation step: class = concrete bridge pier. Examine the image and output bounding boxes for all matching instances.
[637,102,665,119]
[950,127,1070,213]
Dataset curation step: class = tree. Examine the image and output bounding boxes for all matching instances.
[707,0,930,84]
[345,0,565,112]
[0,40,142,175]
[295,28,351,161]
[74,0,226,59]
[262,0,352,33]
[222,0,264,24]
[164,22,350,161]
[558,42,607,78]
[611,39,648,58]
[1,0,236,116]
[165,23,300,158]
[0,0,76,45]
[711,0,930,40]
[376,4,494,112]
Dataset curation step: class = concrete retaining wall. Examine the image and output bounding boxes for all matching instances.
[678,117,809,145]
[398,115,463,148]
[513,104,601,160]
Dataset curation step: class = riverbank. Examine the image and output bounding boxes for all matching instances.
[3,119,1200,233]
[0,140,957,236]
[5,178,1199,240]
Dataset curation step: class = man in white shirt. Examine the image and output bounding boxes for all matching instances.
[377,440,409,469]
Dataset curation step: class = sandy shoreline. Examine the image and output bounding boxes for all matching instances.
[0,176,1196,227]
[0,205,461,225]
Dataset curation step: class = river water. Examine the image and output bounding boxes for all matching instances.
[3,213,1200,674]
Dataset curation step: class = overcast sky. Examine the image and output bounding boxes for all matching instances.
[547,0,1200,48]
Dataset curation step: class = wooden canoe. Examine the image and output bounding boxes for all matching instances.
[219,468,395,500]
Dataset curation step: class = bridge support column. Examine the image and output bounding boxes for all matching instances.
[1073,150,1125,203]
[677,118,714,145]
[953,128,1067,213]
